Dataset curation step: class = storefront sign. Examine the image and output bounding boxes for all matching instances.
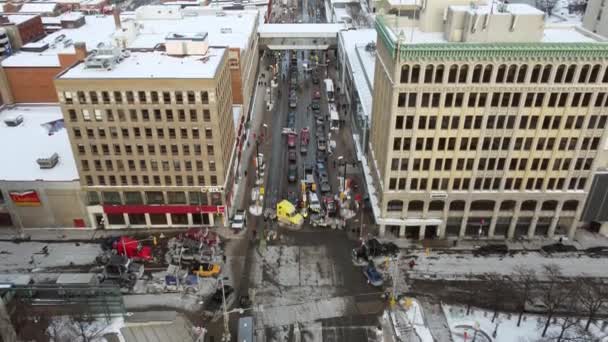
[9,190,41,207]
[201,186,224,193]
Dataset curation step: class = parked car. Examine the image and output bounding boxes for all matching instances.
[191,262,221,277]
[288,150,297,163]
[324,196,336,215]
[316,162,327,177]
[231,210,247,231]
[287,133,296,149]
[541,243,577,254]
[586,246,608,258]
[309,192,321,213]
[304,164,314,177]
[352,239,399,266]
[320,180,331,194]
[287,163,297,182]
[363,264,384,287]
[289,95,297,108]
[473,244,508,257]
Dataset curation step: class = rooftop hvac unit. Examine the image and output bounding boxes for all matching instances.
[4,115,23,127]
[37,153,59,169]
[221,28,232,33]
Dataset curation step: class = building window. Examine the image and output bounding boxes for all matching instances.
[146,191,164,204]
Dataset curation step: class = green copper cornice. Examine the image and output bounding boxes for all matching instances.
[375,15,608,61]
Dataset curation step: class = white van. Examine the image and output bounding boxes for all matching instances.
[309,192,321,213]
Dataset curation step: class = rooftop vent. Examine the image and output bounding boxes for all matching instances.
[220,28,232,33]
[84,44,127,70]
[4,115,23,127]
[37,153,59,169]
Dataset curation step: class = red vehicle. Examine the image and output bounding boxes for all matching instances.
[287,133,297,149]
[313,90,321,100]
[112,236,153,261]
[300,127,310,145]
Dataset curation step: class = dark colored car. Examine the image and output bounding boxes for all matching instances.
[541,243,577,254]
[288,150,297,163]
[363,264,383,287]
[288,163,297,182]
[473,244,509,257]
[311,102,321,113]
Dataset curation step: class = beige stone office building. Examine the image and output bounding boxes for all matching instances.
[369,0,608,240]
[55,42,235,229]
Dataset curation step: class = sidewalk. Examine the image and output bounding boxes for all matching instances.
[0,225,248,242]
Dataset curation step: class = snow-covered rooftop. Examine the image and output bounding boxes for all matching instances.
[4,14,39,25]
[340,29,376,120]
[18,2,58,13]
[119,8,258,51]
[59,49,226,79]
[41,11,85,25]
[382,1,600,45]
[0,105,78,182]
[451,3,545,16]
[2,14,116,68]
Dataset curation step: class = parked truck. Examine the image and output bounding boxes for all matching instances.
[276,200,304,227]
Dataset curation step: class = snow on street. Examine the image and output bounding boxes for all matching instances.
[0,241,101,272]
[443,304,608,342]
[251,244,369,333]
[405,252,608,279]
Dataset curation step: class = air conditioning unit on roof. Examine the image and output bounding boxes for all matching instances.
[4,115,23,127]
[37,153,59,169]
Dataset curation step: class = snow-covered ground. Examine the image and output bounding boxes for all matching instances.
[405,252,608,280]
[252,245,349,325]
[443,304,608,342]
[0,241,101,272]
[46,315,124,342]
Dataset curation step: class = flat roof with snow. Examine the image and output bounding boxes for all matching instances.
[2,14,116,68]
[59,49,226,79]
[340,29,376,121]
[18,2,58,13]
[119,8,258,51]
[379,2,603,46]
[4,14,39,25]
[0,105,78,182]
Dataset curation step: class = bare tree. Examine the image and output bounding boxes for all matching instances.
[511,265,537,327]
[536,0,558,15]
[551,280,584,342]
[483,272,508,323]
[540,264,565,337]
[577,277,608,332]
[463,271,477,315]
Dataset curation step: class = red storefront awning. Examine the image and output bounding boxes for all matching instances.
[103,205,225,215]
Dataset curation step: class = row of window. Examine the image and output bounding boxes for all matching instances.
[88,191,220,206]
[391,157,594,173]
[84,174,218,187]
[400,63,607,85]
[397,92,608,109]
[68,108,213,123]
[80,159,216,173]
[392,136,601,152]
[396,113,608,131]
[76,143,215,157]
[64,90,210,105]
[389,175,587,192]
[73,126,214,141]
[385,198,580,213]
